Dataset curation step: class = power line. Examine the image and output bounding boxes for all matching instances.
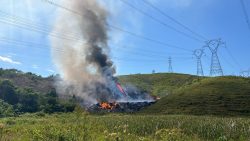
[141,0,207,41]
[111,47,191,59]
[0,37,193,63]
[141,0,242,73]
[2,1,242,75]
[0,10,82,38]
[119,0,203,42]
[0,17,87,45]
[41,0,193,52]
[0,14,191,59]
[0,8,198,74]
[0,37,190,61]
[0,38,194,75]
[0,10,80,39]
[0,12,88,44]
[240,0,250,31]
[0,11,192,57]
[0,11,191,57]
[225,46,242,70]
[119,0,245,73]
[112,45,190,56]
[220,53,239,75]
[107,25,192,52]
[0,35,191,60]
[0,8,194,60]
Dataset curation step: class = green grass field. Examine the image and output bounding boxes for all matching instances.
[0,112,250,141]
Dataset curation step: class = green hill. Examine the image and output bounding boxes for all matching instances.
[142,76,250,116]
[0,68,54,94]
[118,73,199,97]
[119,73,250,116]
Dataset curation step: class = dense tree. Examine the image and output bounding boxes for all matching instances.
[17,91,39,113]
[47,88,57,97]
[0,80,18,105]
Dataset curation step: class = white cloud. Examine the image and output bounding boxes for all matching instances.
[0,55,21,65]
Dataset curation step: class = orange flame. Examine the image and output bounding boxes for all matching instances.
[99,102,118,110]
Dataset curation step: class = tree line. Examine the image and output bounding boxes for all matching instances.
[0,78,76,117]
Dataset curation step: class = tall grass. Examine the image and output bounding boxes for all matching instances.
[0,113,249,141]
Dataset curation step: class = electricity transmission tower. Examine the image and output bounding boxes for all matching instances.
[204,39,225,76]
[152,70,155,74]
[168,57,173,73]
[193,49,204,76]
[241,70,250,77]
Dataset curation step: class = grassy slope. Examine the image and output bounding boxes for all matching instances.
[118,73,199,97]
[142,76,250,115]
[119,73,250,115]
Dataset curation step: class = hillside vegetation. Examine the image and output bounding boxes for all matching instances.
[118,73,199,97]
[142,76,250,116]
[1,68,250,116]
[0,68,53,94]
[119,73,250,116]
[0,69,76,117]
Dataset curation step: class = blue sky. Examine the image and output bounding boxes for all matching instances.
[0,0,249,76]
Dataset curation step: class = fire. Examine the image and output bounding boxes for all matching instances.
[116,83,127,96]
[99,102,118,110]
[97,82,125,110]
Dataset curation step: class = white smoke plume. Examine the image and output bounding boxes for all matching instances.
[51,0,118,105]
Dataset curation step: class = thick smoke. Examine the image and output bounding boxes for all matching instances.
[51,0,153,106]
[51,0,117,105]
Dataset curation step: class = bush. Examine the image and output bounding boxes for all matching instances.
[0,100,14,117]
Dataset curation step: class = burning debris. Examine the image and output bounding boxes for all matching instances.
[99,102,118,110]
[87,83,156,112]
[51,0,155,109]
[88,101,155,113]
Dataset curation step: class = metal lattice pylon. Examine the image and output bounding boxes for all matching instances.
[168,57,173,73]
[193,49,204,76]
[204,39,224,76]
[241,70,250,77]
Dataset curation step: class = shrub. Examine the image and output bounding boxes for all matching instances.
[0,100,14,117]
